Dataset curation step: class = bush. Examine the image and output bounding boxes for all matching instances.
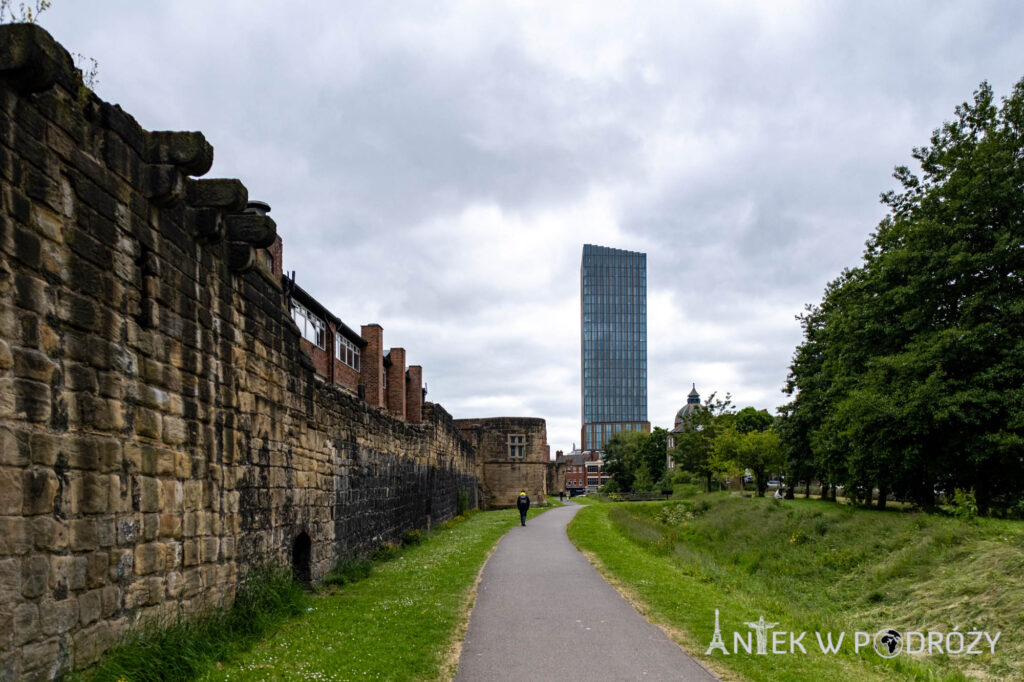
[457,489,470,516]
[952,488,978,521]
[672,469,694,485]
[402,529,423,547]
[372,542,401,562]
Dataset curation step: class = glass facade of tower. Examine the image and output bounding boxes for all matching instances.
[580,244,649,452]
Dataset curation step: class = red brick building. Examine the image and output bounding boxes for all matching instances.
[556,450,611,495]
[257,202,425,423]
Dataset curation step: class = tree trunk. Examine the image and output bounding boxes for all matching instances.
[805,481,811,498]
[876,487,887,510]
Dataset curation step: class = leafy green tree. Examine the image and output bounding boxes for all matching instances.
[670,393,734,491]
[713,407,783,497]
[781,78,1024,513]
[601,430,647,492]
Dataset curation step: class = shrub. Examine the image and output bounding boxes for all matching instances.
[402,529,423,547]
[372,542,401,562]
[952,488,978,521]
[457,489,470,516]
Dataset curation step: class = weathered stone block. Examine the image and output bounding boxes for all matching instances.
[109,548,132,582]
[30,516,67,551]
[133,541,165,575]
[201,536,219,563]
[13,378,50,423]
[0,426,28,466]
[159,479,182,512]
[13,602,39,646]
[138,476,160,513]
[22,636,61,675]
[68,519,98,552]
[0,558,20,601]
[85,552,108,589]
[72,621,111,668]
[27,431,59,466]
[78,588,102,626]
[21,555,48,598]
[78,472,109,514]
[50,554,86,593]
[182,538,200,567]
[0,465,23,514]
[100,585,120,618]
[39,599,77,635]
[161,415,186,445]
[133,405,161,440]
[158,512,181,539]
[21,468,57,515]
[12,346,57,383]
[142,512,159,541]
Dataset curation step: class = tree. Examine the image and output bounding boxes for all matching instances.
[670,393,734,491]
[601,430,647,492]
[780,78,1024,513]
[714,407,783,497]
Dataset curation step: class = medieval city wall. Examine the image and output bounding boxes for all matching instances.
[0,25,475,680]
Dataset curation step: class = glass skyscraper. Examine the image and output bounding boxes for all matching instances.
[580,244,649,452]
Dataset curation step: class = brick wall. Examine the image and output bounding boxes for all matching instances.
[0,25,476,679]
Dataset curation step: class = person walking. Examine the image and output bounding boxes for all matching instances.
[516,491,530,526]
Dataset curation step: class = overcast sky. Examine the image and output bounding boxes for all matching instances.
[40,1,1024,454]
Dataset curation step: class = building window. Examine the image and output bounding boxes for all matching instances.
[335,335,361,371]
[587,477,599,486]
[586,465,598,474]
[508,434,525,458]
[291,301,325,349]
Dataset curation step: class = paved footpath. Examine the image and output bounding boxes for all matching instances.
[455,502,718,681]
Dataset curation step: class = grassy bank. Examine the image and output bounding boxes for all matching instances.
[567,494,1024,681]
[74,505,542,681]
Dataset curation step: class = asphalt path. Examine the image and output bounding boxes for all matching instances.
[455,501,718,681]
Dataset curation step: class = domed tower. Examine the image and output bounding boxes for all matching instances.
[674,384,702,429]
[667,384,702,460]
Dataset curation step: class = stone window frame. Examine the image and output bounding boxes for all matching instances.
[335,334,361,371]
[291,300,326,349]
[508,434,525,458]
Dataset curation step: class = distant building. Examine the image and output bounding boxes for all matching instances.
[580,244,650,451]
[666,384,702,467]
[556,449,612,494]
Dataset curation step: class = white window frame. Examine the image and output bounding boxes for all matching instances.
[335,334,361,371]
[291,301,325,349]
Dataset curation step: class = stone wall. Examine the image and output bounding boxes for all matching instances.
[0,25,476,680]
[455,417,549,509]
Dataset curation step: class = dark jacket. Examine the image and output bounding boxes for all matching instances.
[516,493,530,512]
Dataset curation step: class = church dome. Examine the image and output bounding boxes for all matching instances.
[673,384,702,430]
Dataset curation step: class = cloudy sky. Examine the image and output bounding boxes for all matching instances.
[39,1,1024,454]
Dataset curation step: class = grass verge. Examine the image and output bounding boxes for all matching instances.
[567,494,1024,681]
[67,567,310,682]
[70,506,545,681]
[197,506,546,681]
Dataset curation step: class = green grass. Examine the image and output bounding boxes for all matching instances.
[71,506,546,681]
[68,567,310,682]
[197,506,546,681]
[567,494,1024,681]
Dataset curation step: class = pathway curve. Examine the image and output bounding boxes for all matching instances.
[455,502,718,681]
